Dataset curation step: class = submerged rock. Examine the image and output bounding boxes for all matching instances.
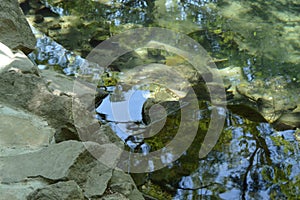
[235,77,299,123]
[273,112,300,131]
[25,12,108,57]
[119,63,192,101]
[217,0,300,68]
[221,66,300,130]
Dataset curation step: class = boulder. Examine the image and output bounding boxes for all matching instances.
[40,69,75,95]
[0,177,49,200]
[0,0,36,54]
[26,180,85,200]
[0,141,90,199]
[0,103,55,156]
[0,42,38,74]
[110,169,144,200]
[0,140,144,199]
[0,69,78,138]
[0,43,114,143]
[83,163,113,197]
[0,43,79,142]
[0,141,88,182]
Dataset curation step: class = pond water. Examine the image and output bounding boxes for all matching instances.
[24,0,300,199]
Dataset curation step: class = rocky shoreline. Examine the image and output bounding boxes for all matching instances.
[0,42,144,200]
[0,1,144,199]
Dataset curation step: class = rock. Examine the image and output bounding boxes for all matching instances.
[127,188,146,200]
[234,77,299,124]
[26,180,85,200]
[0,70,74,131]
[110,170,144,200]
[26,15,97,56]
[83,162,112,197]
[219,66,300,130]
[40,69,75,95]
[0,42,19,70]
[0,103,55,156]
[0,141,89,199]
[0,0,36,54]
[120,63,191,101]
[0,44,80,140]
[0,177,49,200]
[100,193,129,200]
[0,141,87,182]
[273,112,300,131]
[0,42,39,75]
[0,45,144,199]
[0,140,144,199]
[218,66,244,90]
[220,0,300,65]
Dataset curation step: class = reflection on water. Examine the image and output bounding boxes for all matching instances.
[33,0,300,81]
[173,121,300,199]
[93,80,300,199]
[28,26,87,75]
[97,86,148,123]
[25,0,300,199]
[96,86,149,149]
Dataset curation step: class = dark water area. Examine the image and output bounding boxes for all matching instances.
[24,0,300,199]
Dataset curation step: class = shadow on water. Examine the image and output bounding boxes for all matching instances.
[24,0,300,199]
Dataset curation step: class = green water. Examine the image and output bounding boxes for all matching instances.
[25,0,300,199]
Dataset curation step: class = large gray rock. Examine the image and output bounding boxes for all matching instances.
[0,42,38,74]
[0,177,49,200]
[40,69,75,95]
[82,162,113,198]
[26,180,85,200]
[110,170,144,200]
[100,193,129,200]
[0,0,36,54]
[0,141,88,182]
[0,69,78,136]
[0,140,144,200]
[0,141,102,199]
[0,103,55,156]
[0,43,111,143]
[0,141,89,199]
[0,43,80,142]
